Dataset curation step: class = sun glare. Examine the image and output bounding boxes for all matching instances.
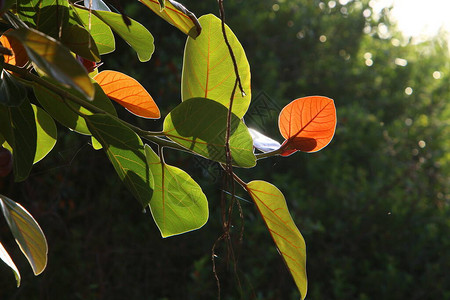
[373,0,450,40]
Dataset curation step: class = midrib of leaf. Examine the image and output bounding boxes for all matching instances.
[290,100,332,139]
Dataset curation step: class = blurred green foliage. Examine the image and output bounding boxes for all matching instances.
[1,0,449,299]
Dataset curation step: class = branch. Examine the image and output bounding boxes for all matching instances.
[1,62,190,153]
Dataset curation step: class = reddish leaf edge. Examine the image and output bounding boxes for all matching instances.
[278,95,337,156]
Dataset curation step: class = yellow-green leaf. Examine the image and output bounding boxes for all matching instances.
[89,9,155,62]
[72,6,115,55]
[145,145,208,237]
[182,14,251,118]
[32,105,57,164]
[5,28,94,99]
[246,180,307,300]
[139,0,201,38]
[0,195,48,276]
[163,98,256,168]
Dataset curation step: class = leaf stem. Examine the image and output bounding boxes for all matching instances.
[218,0,245,97]
[255,148,283,159]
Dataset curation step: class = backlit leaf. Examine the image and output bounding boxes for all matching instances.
[0,242,21,287]
[0,99,37,182]
[33,77,117,135]
[182,14,251,118]
[246,181,307,300]
[139,0,201,38]
[32,104,57,164]
[61,24,100,62]
[5,28,95,99]
[279,96,336,155]
[163,97,256,168]
[145,145,208,237]
[85,114,153,207]
[0,30,28,67]
[94,70,160,119]
[88,9,154,62]
[0,194,48,276]
[73,6,115,55]
[16,0,69,39]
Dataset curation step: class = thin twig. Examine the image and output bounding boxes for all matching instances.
[218,0,245,97]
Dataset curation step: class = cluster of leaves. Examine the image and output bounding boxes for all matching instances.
[0,0,337,298]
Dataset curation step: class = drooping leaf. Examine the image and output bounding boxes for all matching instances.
[246,181,307,300]
[94,70,160,119]
[279,96,336,155]
[248,128,281,153]
[83,0,111,11]
[72,6,115,55]
[0,194,48,276]
[32,104,57,164]
[5,28,95,99]
[33,77,117,135]
[0,241,21,287]
[0,70,28,107]
[16,0,69,39]
[86,9,154,62]
[61,24,101,62]
[145,145,208,237]
[0,30,29,67]
[139,0,201,38]
[0,99,37,182]
[85,114,153,207]
[182,14,251,118]
[163,97,256,168]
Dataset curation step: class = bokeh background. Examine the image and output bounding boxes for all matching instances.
[1,0,449,299]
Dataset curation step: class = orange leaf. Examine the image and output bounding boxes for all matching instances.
[0,29,28,67]
[278,96,336,155]
[94,70,160,119]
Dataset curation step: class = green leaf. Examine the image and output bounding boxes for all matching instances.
[246,181,307,300]
[139,0,201,38]
[0,70,28,107]
[61,24,101,62]
[163,97,256,168]
[83,0,111,11]
[0,194,48,276]
[5,28,95,100]
[33,77,117,135]
[0,99,37,182]
[72,6,115,55]
[31,104,57,164]
[91,136,102,150]
[85,114,153,207]
[89,9,154,62]
[0,241,21,287]
[16,0,69,39]
[182,14,251,118]
[145,145,208,237]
